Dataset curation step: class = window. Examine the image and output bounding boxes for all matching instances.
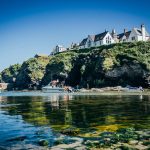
[88,41,91,47]
[106,36,111,44]
[132,37,135,41]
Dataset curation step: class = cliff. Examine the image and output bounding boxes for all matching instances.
[1,41,150,90]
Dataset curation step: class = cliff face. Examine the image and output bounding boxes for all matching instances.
[1,42,150,90]
[15,56,50,89]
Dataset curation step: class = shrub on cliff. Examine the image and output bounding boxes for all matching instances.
[1,41,150,89]
[0,64,21,83]
[42,51,78,86]
[15,56,50,89]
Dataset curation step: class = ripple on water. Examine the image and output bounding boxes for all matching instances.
[0,112,55,148]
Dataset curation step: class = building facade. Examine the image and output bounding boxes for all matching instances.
[79,31,115,49]
[79,24,150,49]
[118,24,150,42]
[51,45,66,55]
[50,24,150,54]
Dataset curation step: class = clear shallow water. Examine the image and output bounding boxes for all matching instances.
[0,91,150,148]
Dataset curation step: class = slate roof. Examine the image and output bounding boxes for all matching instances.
[88,35,95,41]
[134,28,149,37]
[79,38,88,46]
[79,31,109,46]
[94,31,108,42]
[117,31,131,40]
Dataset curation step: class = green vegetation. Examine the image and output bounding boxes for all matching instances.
[41,51,78,86]
[1,41,150,89]
[15,56,50,89]
[0,64,21,83]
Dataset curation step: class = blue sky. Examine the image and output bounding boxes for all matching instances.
[0,0,150,71]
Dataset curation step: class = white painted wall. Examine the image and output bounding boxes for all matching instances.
[128,29,139,42]
[128,28,150,42]
[120,35,128,42]
[79,32,115,49]
[84,36,95,48]
[52,45,66,54]
[103,32,115,45]
[95,40,102,47]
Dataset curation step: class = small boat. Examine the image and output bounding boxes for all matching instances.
[120,86,144,92]
[42,79,74,93]
[42,85,66,93]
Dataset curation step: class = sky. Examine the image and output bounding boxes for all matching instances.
[0,0,150,71]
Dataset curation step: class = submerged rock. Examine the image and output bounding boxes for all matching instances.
[6,136,27,142]
[51,137,84,150]
[38,139,49,146]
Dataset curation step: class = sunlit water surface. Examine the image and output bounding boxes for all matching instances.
[0,91,150,149]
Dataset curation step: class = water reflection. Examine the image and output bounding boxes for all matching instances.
[0,94,150,135]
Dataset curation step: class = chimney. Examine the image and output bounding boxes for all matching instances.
[112,29,116,34]
[141,24,146,41]
[112,29,117,39]
[124,29,127,34]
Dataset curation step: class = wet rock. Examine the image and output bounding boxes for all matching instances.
[128,140,139,145]
[135,144,148,150]
[142,140,150,146]
[6,136,27,142]
[60,127,80,136]
[38,139,49,146]
[51,137,84,150]
[119,145,137,150]
[0,146,7,150]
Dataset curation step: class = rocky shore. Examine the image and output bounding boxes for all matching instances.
[3,128,149,150]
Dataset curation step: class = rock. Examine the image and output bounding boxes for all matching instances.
[142,140,150,146]
[51,137,84,150]
[38,139,49,146]
[60,127,80,135]
[0,146,7,150]
[135,144,148,150]
[119,145,136,150]
[6,136,27,142]
[128,140,139,145]
[91,88,104,92]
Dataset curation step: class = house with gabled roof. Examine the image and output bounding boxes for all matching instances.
[118,29,131,42]
[79,31,115,49]
[51,24,150,53]
[79,24,150,50]
[118,24,150,42]
[51,45,66,55]
[79,38,88,49]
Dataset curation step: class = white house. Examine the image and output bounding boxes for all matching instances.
[79,31,115,49]
[50,24,150,53]
[68,42,80,50]
[117,29,131,42]
[118,24,150,42]
[51,45,66,55]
